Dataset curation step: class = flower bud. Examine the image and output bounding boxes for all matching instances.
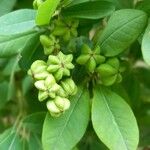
[60,78,77,96]
[47,52,74,81]
[107,57,120,70]
[40,35,52,47]
[34,80,46,91]
[101,75,118,86]
[28,60,49,80]
[87,57,96,73]
[54,96,70,111]
[96,64,117,77]
[38,91,48,101]
[47,101,61,114]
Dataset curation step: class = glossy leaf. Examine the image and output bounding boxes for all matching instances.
[0,9,36,35]
[62,1,115,19]
[96,9,147,56]
[36,0,61,25]
[92,86,139,150]
[0,30,40,57]
[142,22,150,65]
[42,86,90,150]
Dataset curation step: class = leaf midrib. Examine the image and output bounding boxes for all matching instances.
[53,88,84,150]
[100,88,129,150]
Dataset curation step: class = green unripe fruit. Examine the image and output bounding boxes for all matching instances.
[47,52,74,81]
[101,75,118,86]
[77,44,105,73]
[28,60,49,80]
[40,35,60,55]
[47,101,61,114]
[34,75,60,100]
[60,78,77,96]
[54,96,70,111]
[38,91,48,101]
[107,57,120,70]
[96,64,118,77]
[52,18,79,41]
[76,55,90,65]
[87,57,97,73]
[40,35,51,47]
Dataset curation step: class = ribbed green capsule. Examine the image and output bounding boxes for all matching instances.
[47,52,74,81]
[28,60,49,80]
[52,18,79,41]
[76,44,105,73]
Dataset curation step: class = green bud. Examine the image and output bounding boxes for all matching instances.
[28,60,49,80]
[47,101,61,114]
[58,78,77,97]
[34,80,46,91]
[87,57,96,73]
[47,52,74,81]
[107,57,120,70]
[38,91,48,101]
[52,18,79,41]
[40,35,60,55]
[47,65,60,73]
[57,87,68,97]
[40,35,51,47]
[96,64,118,77]
[101,75,118,86]
[94,55,105,64]
[54,96,70,111]
[54,68,63,81]
[52,27,67,36]
[76,55,90,65]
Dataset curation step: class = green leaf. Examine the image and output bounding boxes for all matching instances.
[96,9,147,56]
[0,30,40,58]
[2,55,21,101]
[0,9,36,35]
[42,86,90,150]
[92,86,139,150]
[0,82,9,109]
[22,112,46,134]
[62,1,115,19]
[0,0,16,16]
[142,22,150,65]
[0,128,22,150]
[36,0,61,25]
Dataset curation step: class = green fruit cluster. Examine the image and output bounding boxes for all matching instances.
[52,17,79,41]
[76,44,105,73]
[28,51,77,117]
[96,57,124,86]
[40,35,60,55]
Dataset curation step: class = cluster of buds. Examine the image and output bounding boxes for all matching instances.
[28,51,77,117]
[77,44,105,73]
[40,35,60,55]
[76,44,125,86]
[96,57,124,86]
[52,18,79,42]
